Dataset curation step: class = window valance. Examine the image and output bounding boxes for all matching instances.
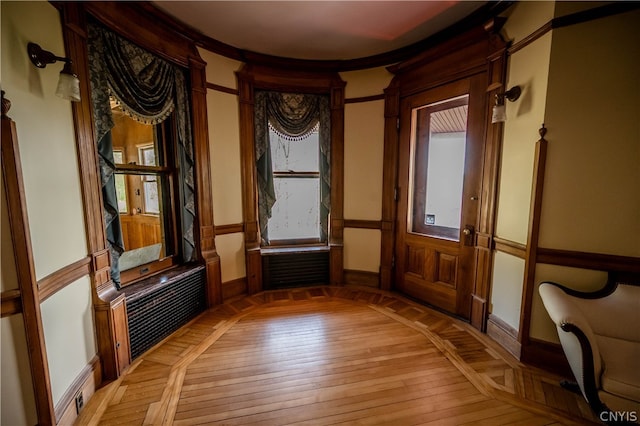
[254,91,330,244]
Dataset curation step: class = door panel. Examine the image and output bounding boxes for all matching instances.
[395,76,486,319]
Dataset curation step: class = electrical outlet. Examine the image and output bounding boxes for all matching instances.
[75,392,84,414]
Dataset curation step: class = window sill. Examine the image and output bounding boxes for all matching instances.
[260,244,329,256]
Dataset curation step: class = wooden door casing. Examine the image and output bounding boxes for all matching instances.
[395,75,487,319]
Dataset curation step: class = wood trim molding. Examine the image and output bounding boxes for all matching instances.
[519,126,548,347]
[206,82,239,96]
[343,219,382,230]
[38,257,92,303]
[344,94,385,104]
[521,338,571,378]
[344,269,380,288]
[236,64,345,291]
[1,289,22,317]
[2,91,56,424]
[379,84,400,291]
[136,1,510,73]
[486,314,521,359]
[54,355,101,425]
[221,277,248,301]
[190,56,223,307]
[493,237,526,259]
[508,2,639,55]
[215,223,244,235]
[537,248,640,273]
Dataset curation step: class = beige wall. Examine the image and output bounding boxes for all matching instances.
[200,48,247,282]
[491,4,639,343]
[1,0,97,413]
[40,276,96,405]
[341,68,391,273]
[1,1,88,280]
[539,9,640,256]
[490,252,525,331]
[490,2,553,331]
[530,8,640,341]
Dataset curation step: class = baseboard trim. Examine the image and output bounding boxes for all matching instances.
[521,338,572,378]
[344,269,379,288]
[222,277,247,301]
[486,314,521,359]
[55,355,101,425]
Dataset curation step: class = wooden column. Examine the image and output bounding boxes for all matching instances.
[190,57,223,306]
[59,3,129,381]
[329,82,346,285]
[236,68,263,295]
[470,34,509,331]
[2,91,56,425]
[379,82,400,291]
[519,125,548,346]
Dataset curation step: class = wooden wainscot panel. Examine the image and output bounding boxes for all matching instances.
[246,248,263,295]
[330,244,344,285]
[471,295,487,333]
[93,292,129,380]
[344,270,380,288]
[487,314,522,359]
[222,277,248,301]
[521,338,571,378]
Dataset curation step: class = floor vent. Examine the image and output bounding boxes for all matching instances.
[125,265,206,359]
[262,249,329,289]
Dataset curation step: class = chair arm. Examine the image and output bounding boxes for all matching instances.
[539,282,604,406]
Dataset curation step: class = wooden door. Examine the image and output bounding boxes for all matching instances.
[395,76,486,320]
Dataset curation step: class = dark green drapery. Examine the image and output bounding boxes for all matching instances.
[254,91,331,244]
[87,22,196,288]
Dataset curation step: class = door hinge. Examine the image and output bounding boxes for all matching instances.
[394,187,399,202]
[396,117,400,131]
[391,255,396,269]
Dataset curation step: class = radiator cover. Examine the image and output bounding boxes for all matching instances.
[124,265,206,359]
[262,249,329,289]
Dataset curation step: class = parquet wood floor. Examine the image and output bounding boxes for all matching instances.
[76,286,600,425]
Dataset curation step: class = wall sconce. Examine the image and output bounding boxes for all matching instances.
[27,42,80,102]
[491,85,521,123]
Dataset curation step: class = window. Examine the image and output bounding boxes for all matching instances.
[113,149,128,214]
[138,144,160,214]
[111,104,178,283]
[267,126,321,243]
[410,95,468,240]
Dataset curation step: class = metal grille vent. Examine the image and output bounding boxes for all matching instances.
[126,267,205,359]
[263,250,329,289]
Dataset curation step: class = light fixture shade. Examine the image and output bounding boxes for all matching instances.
[491,104,506,123]
[56,71,81,102]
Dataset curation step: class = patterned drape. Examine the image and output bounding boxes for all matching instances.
[87,22,196,288]
[254,91,331,244]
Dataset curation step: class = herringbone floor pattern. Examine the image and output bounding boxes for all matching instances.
[76,286,600,425]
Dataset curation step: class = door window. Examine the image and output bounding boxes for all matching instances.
[410,95,468,240]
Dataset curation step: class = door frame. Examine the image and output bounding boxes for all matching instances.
[379,20,508,330]
[395,75,486,320]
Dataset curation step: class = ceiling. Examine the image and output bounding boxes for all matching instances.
[152,1,488,61]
